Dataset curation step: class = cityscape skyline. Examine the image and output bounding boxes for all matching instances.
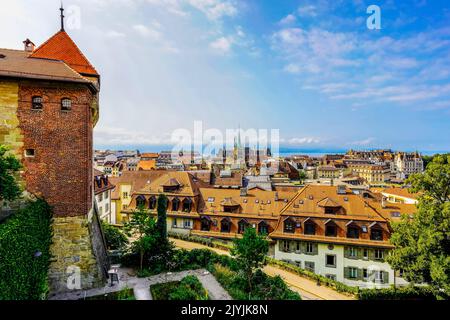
[2,0,449,151]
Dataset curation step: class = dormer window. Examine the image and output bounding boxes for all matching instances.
[172,197,180,211]
[304,219,316,235]
[149,196,157,210]
[136,195,146,207]
[325,220,338,237]
[61,98,72,111]
[182,198,193,213]
[32,96,43,110]
[284,218,296,234]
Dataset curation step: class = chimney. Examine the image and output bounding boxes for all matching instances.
[274,192,279,201]
[240,187,248,197]
[23,39,35,52]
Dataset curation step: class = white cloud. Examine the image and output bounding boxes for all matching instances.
[350,137,376,146]
[279,14,296,25]
[209,36,232,53]
[297,5,317,17]
[284,64,301,74]
[106,30,126,38]
[188,0,238,20]
[285,137,321,145]
[133,24,161,39]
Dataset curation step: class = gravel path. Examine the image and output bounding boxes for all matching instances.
[49,268,231,300]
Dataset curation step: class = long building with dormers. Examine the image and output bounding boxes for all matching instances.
[117,171,416,288]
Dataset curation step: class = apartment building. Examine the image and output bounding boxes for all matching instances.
[270,185,410,288]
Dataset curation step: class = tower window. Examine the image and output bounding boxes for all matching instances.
[32,96,43,110]
[61,98,72,111]
[25,149,35,157]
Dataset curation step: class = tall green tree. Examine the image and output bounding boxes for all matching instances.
[387,155,450,299]
[0,145,22,202]
[231,227,269,293]
[156,194,168,240]
[124,204,158,271]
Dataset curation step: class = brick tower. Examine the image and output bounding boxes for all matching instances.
[0,6,108,293]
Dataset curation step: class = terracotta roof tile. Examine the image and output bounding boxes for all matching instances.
[30,31,99,76]
[0,48,92,85]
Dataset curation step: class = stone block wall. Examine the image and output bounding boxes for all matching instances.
[48,215,104,294]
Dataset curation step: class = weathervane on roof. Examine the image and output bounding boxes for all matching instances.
[60,2,65,31]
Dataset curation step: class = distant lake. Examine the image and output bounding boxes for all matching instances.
[94,144,446,157]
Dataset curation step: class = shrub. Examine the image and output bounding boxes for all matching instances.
[101,222,128,250]
[358,285,439,300]
[0,199,53,300]
[150,276,208,300]
[169,275,208,300]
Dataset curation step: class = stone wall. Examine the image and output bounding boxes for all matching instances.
[48,215,104,294]
[0,81,23,158]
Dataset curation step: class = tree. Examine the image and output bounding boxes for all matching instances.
[407,154,450,204]
[124,204,158,271]
[101,221,128,251]
[231,227,269,293]
[0,145,22,202]
[298,171,308,184]
[156,194,168,240]
[387,155,450,299]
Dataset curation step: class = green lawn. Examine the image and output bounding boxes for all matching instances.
[83,288,135,300]
[150,275,209,300]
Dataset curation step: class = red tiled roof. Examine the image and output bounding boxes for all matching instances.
[30,31,99,76]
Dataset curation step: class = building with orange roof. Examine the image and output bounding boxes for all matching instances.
[122,171,209,234]
[192,188,296,240]
[380,187,420,205]
[270,184,410,288]
[137,159,157,171]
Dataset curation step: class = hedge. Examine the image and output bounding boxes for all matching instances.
[0,199,53,300]
[168,232,233,251]
[358,285,438,300]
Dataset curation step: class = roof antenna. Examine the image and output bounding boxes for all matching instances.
[60,2,65,31]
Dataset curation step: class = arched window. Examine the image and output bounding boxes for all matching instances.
[221,218,231,233]
[283,218,295,234]
[172,197,180,211]
[61,98,72,111]
[149,196,157,210]
[136,195,146,208]
[32,96,43,110]
[182,198,193,213]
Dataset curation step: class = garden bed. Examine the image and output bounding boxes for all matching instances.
[150,275,209,300]
[83,288,136,300]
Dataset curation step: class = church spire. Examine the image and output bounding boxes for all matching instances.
[60,3,65,31]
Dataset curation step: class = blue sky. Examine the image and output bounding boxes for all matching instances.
[1,0,450,152]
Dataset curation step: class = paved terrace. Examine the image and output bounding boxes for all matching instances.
[49,268,231,300]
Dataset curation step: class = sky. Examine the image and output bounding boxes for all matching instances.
[1,0,450,152]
